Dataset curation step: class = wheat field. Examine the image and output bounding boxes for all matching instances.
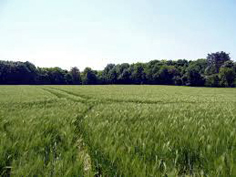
[1,85,236,176]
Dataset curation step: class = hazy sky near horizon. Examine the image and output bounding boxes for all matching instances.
[0,0,236,70]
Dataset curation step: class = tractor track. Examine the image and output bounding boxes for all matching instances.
[45,87,204,106]
[40,87,205,176]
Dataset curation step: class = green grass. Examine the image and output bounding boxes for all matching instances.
[0,85,236,176]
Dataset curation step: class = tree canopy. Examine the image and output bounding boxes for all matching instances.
[0,51,235,87]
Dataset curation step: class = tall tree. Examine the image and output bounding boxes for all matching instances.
[102,64,117,84]
[219,61,236,87]
[70,67,81,85]
[116,63,131,84]
[206,51,230,74]
[130,63,146,84]
[0,61,37,84]
[205,74,220,87]
[82,67,97,85]
[185,63,205,86]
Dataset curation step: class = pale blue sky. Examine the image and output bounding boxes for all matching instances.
[0,0,235,70]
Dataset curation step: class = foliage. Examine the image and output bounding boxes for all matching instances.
[206,51,230,74]
[0,61,37,84]
[205,74,220,87]
[70,67,81,85]
[0,51,235,87]
[219,67,235,87]
[81,67,97,85]
[185,60,206,86]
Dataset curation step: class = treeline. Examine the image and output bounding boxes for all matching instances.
[0,51,236,87]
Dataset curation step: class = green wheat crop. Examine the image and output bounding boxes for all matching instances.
[0,85,236,176]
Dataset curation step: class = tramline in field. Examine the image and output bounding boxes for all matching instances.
[0,85,236,176]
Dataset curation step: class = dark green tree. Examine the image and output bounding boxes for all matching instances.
[186,66,205,86]
[116,63,131,84]
[0,61,37,84]
[82,67,97,85]
[157,65,177,85]
[206,51,230,74]
[130,63,146,84]
[219,62,236,87]
[205,74,220,87]
[70,67,81,85]
[102,64,117,84]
